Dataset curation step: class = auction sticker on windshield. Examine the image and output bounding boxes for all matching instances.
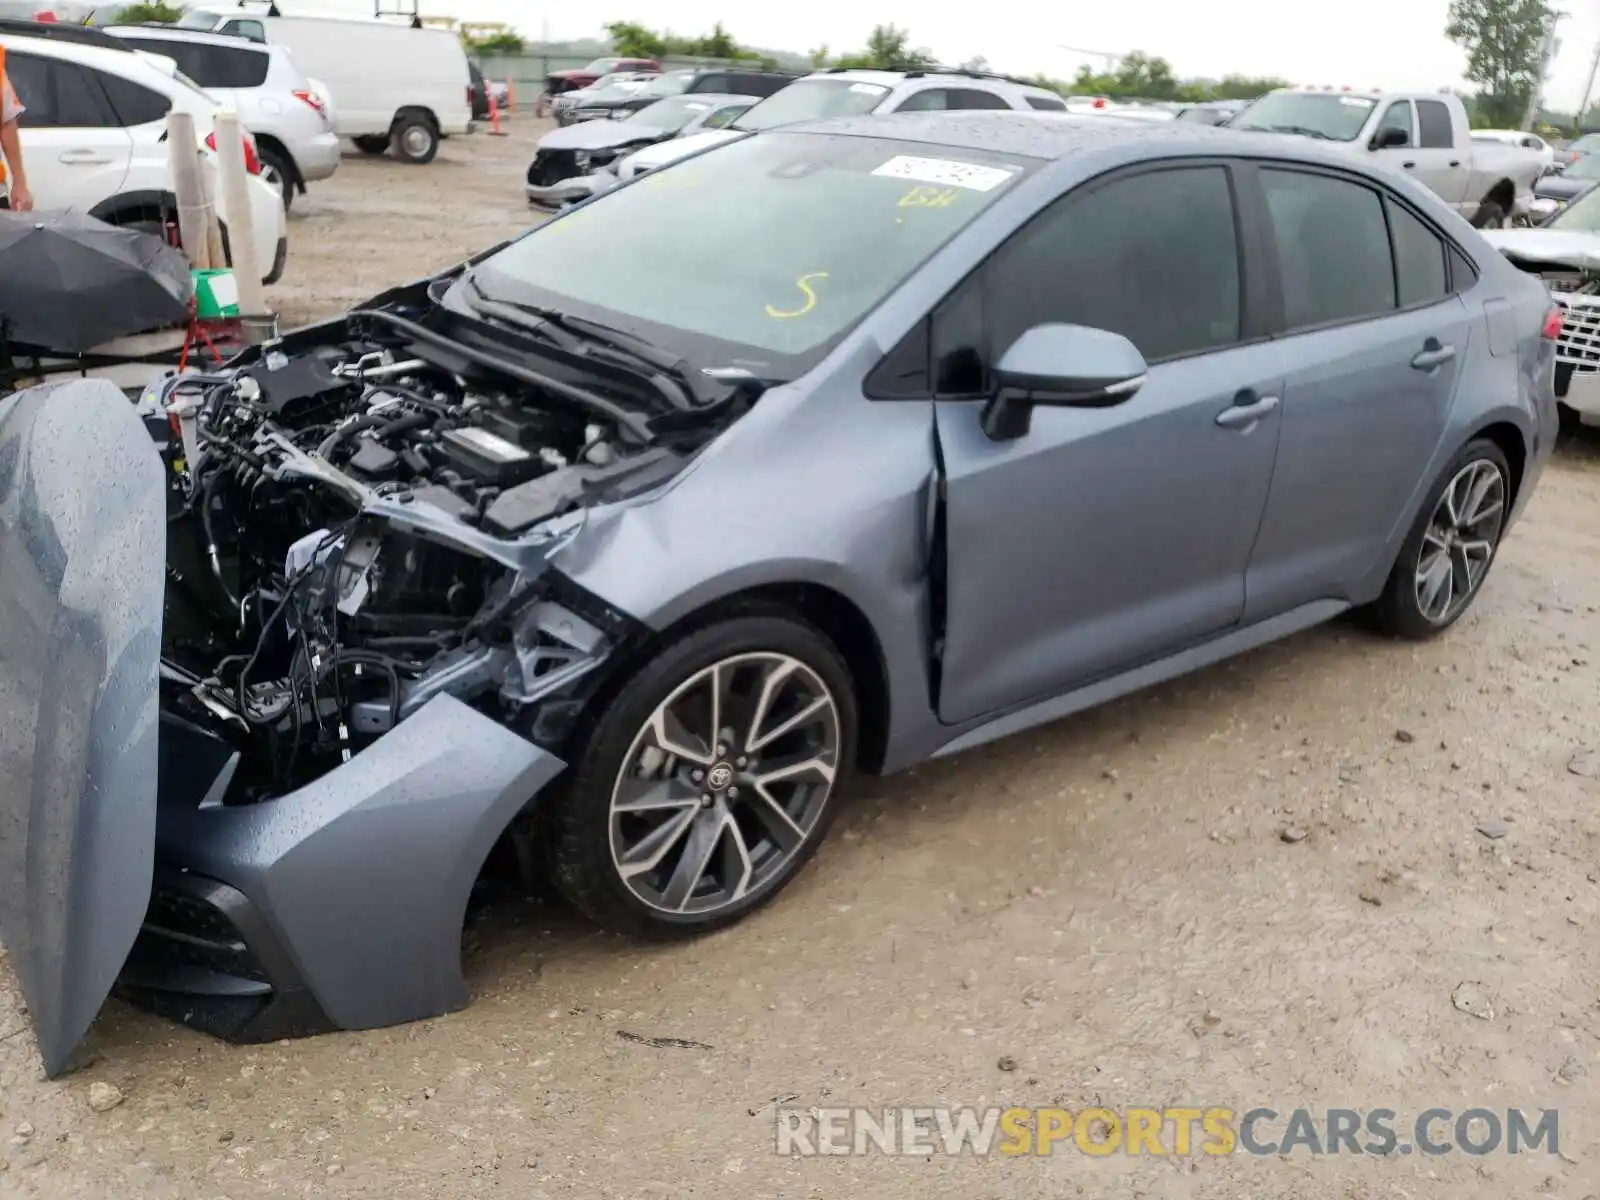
[872,155,1016,192]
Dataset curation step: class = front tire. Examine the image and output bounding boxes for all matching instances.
[544,612,857,937]
[1372,438,1511,639]
[1472,198,1509,229]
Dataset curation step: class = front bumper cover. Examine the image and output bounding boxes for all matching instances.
[526,169,618,209]
[0,378,568,1076]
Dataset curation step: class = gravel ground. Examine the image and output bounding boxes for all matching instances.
[2,121,1599,1199]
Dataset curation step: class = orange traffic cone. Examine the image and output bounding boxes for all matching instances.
[488,91,507,136]
[505,80,515,112]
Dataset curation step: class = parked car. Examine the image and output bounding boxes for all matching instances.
[0,111,1556,1078]
[614,66,1070,181]
[104,25,339,210]
[1557,131,1600,170]
[173,7,472,163]
[563,66,797,123]
[1230,88,1544,227]
[1174,99,1247,125]
[545,54,659,97]
[1482,193,1600,427]
[1472,127,1555,174]
[0,26,287,281]
[1524,151,1600,223]
[526,93,755,208]
[551,72,658,125]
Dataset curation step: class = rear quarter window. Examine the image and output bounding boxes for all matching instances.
[1026,94,1067,111]
[96,70,172,125]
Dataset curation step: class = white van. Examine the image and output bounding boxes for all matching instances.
[173,7,471,162]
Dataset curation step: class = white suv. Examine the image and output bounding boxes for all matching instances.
[105,25,340,210]
[0,26,288,283]
[615,67,1069,180]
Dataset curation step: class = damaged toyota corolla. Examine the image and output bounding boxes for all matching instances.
[0,112,1557,1076]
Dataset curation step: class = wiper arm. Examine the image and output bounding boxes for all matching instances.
[461,272,701,409]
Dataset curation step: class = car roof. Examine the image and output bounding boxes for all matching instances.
[0,16,129,50]
[105,24,271,52]
[777,109,1349,165]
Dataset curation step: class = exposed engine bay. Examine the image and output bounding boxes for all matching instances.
[152,312,705,804]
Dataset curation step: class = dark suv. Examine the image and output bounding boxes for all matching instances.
[566,67,797,121]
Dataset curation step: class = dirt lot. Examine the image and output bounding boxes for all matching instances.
[2,120,1600,1200]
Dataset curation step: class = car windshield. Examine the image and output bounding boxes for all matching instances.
[1564,154,1600,180]
[582,58,625,74]
[628,96,719,132]
[732,78,891,132]
[1570,134,1600,153]
[1230,92,1376,141]
[1176,107,1226,124]
[174,7,221,28]
[1549,185,1600,230]
[462,131,1036,377]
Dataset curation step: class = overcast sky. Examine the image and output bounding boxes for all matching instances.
[306,0,1600,112]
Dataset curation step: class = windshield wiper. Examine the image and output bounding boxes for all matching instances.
[1258,123,1335,140]
[460,272,700,409]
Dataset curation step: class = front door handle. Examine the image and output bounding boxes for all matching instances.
[1411,339,1458,371]
[1449,159,1462,167]
[57,148,112,164]
[1215,390,1280,430]
[1402,160,1417,169]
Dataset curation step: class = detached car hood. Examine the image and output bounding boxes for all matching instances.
[1480,227,1600,272]
[0,379,163,1077]
[539,120,669,152]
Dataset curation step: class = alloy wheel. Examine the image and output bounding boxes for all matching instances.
[401,126,433,158]
[608,653,842,916]
[1414,458,1506,625]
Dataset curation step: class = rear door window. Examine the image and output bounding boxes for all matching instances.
[1386,198,1450,308]
[950,88,1011,110]
[1416,100,1454,149]
[895,88,954,112]
[218,18,266,42]
[1026,94,1067,111]
[4,53,125,127]
[95,70,172,126]
[1260,168,1396,330]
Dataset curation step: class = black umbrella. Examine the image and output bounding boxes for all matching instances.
[0,210,193,354]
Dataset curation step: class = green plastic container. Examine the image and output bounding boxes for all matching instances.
[192,268,240,319]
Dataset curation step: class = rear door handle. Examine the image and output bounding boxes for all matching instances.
[1449,160,1462,167]
[1402,161,1417,169]
[1215,391,1280,430]
[1411,340,1458,371]
[57,148,112,164]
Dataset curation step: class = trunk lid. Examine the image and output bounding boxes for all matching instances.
[0,379,164,1077]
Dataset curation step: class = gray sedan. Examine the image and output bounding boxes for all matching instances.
[0,113,1558,1075]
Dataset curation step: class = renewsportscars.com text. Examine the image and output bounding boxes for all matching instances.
[774,1106,1560,1157]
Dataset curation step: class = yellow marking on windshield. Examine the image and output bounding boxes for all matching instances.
[765,272,829,319]
[898,184,960,208]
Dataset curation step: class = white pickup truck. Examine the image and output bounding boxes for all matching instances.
[1229,88,1544,228]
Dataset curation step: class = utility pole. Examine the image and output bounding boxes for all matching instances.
[1523,6,1565,131]
[1576,32,1600,131]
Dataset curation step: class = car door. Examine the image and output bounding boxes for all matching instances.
[930,162,1287,724]
[4,50,131,210]
[1241,164,1472,619]
[1370,97,1416,175]
[1411,98,1470,209]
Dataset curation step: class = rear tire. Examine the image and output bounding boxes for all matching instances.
[543,610,858,938]
[1371,438,1511,639]
[257,145,294,211]
[353,135,389,155]
[390,114,440,164]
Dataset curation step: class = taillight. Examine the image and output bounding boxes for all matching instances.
[1542,306,1565,340]
[293,88,326,117]
[204,129,262,175]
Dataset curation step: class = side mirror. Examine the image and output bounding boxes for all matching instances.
[981,324,1148,441]
[1372,125,1410,150]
